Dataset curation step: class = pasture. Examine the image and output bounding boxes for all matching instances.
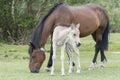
[0,33,120,80]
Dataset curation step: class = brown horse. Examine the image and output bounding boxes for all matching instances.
[28,3,109,73]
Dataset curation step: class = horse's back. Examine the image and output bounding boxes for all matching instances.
[69,3,108,37]
[84,3,109,24]
[67,4,99,36]
[54,3,108,37]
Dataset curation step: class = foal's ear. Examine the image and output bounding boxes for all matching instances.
[71,23,75,29]
[76,23,80,29]
[30,42,36,49]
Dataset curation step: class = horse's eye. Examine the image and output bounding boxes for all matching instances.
[32,56,36,59]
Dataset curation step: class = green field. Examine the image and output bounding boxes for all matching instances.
[0,33,120,80]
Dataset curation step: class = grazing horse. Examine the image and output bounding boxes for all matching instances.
[51,23,81,75]
[28,3,109,73]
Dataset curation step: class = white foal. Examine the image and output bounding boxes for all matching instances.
[51,23,81,76]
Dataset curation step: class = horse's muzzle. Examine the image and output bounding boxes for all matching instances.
[30,68,39,73]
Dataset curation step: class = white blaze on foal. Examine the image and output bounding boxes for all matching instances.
[51,23,81,76]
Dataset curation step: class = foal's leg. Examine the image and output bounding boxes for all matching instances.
[66,51,75,67]
[66,45,73,73]
[68,52,73,73]
[51,42,56,75]
[74,47,80,73]
[61,44,66,75]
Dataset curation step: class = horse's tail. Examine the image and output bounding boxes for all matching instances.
[100,21,110,50]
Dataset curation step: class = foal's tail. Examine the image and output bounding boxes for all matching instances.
[100,21,110,50]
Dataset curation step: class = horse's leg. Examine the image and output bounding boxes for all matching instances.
[47,43,53,67]
[100,49,107,68]
[100,24,109,68]
[89,31,101,70]
[93,42,101,63]
[65,45,73,73]
[44,40,53,72]
[99,25,109,68]
[50,42,56,75]
[61,44,66,75]
[89,42,100,70]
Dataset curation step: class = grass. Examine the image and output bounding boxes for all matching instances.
[0,33,120,80]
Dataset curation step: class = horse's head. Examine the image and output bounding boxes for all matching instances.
[28,42,46,73]
[69,23,81,47]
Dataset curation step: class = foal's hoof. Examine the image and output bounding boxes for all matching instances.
[68,70,72,73]
[50,72,55,76]
[76,70,80,73]
[68,68,74,73]
[44,67,51,72]
[61,73,65,76]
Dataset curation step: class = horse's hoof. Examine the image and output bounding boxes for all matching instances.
[44,67,51,72]
[88,63,95,70]
[100,64,104,69]
[88,67,94,70]
[100,62,105,69]
[88,65,95,70]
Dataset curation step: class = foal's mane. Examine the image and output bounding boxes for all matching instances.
[29,3,63,54]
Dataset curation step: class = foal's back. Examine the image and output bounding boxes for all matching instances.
[53,26,70,42]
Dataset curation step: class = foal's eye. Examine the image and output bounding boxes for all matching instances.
[73,34,76,36]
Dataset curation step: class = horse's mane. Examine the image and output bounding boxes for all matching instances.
[29,3,63,54]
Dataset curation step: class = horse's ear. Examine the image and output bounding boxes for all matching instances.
[30,42,35,49]
[76,23,80,29]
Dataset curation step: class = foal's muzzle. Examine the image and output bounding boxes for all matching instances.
[77,43,81,47]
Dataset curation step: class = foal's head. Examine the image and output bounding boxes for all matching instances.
[68,23,81,47]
